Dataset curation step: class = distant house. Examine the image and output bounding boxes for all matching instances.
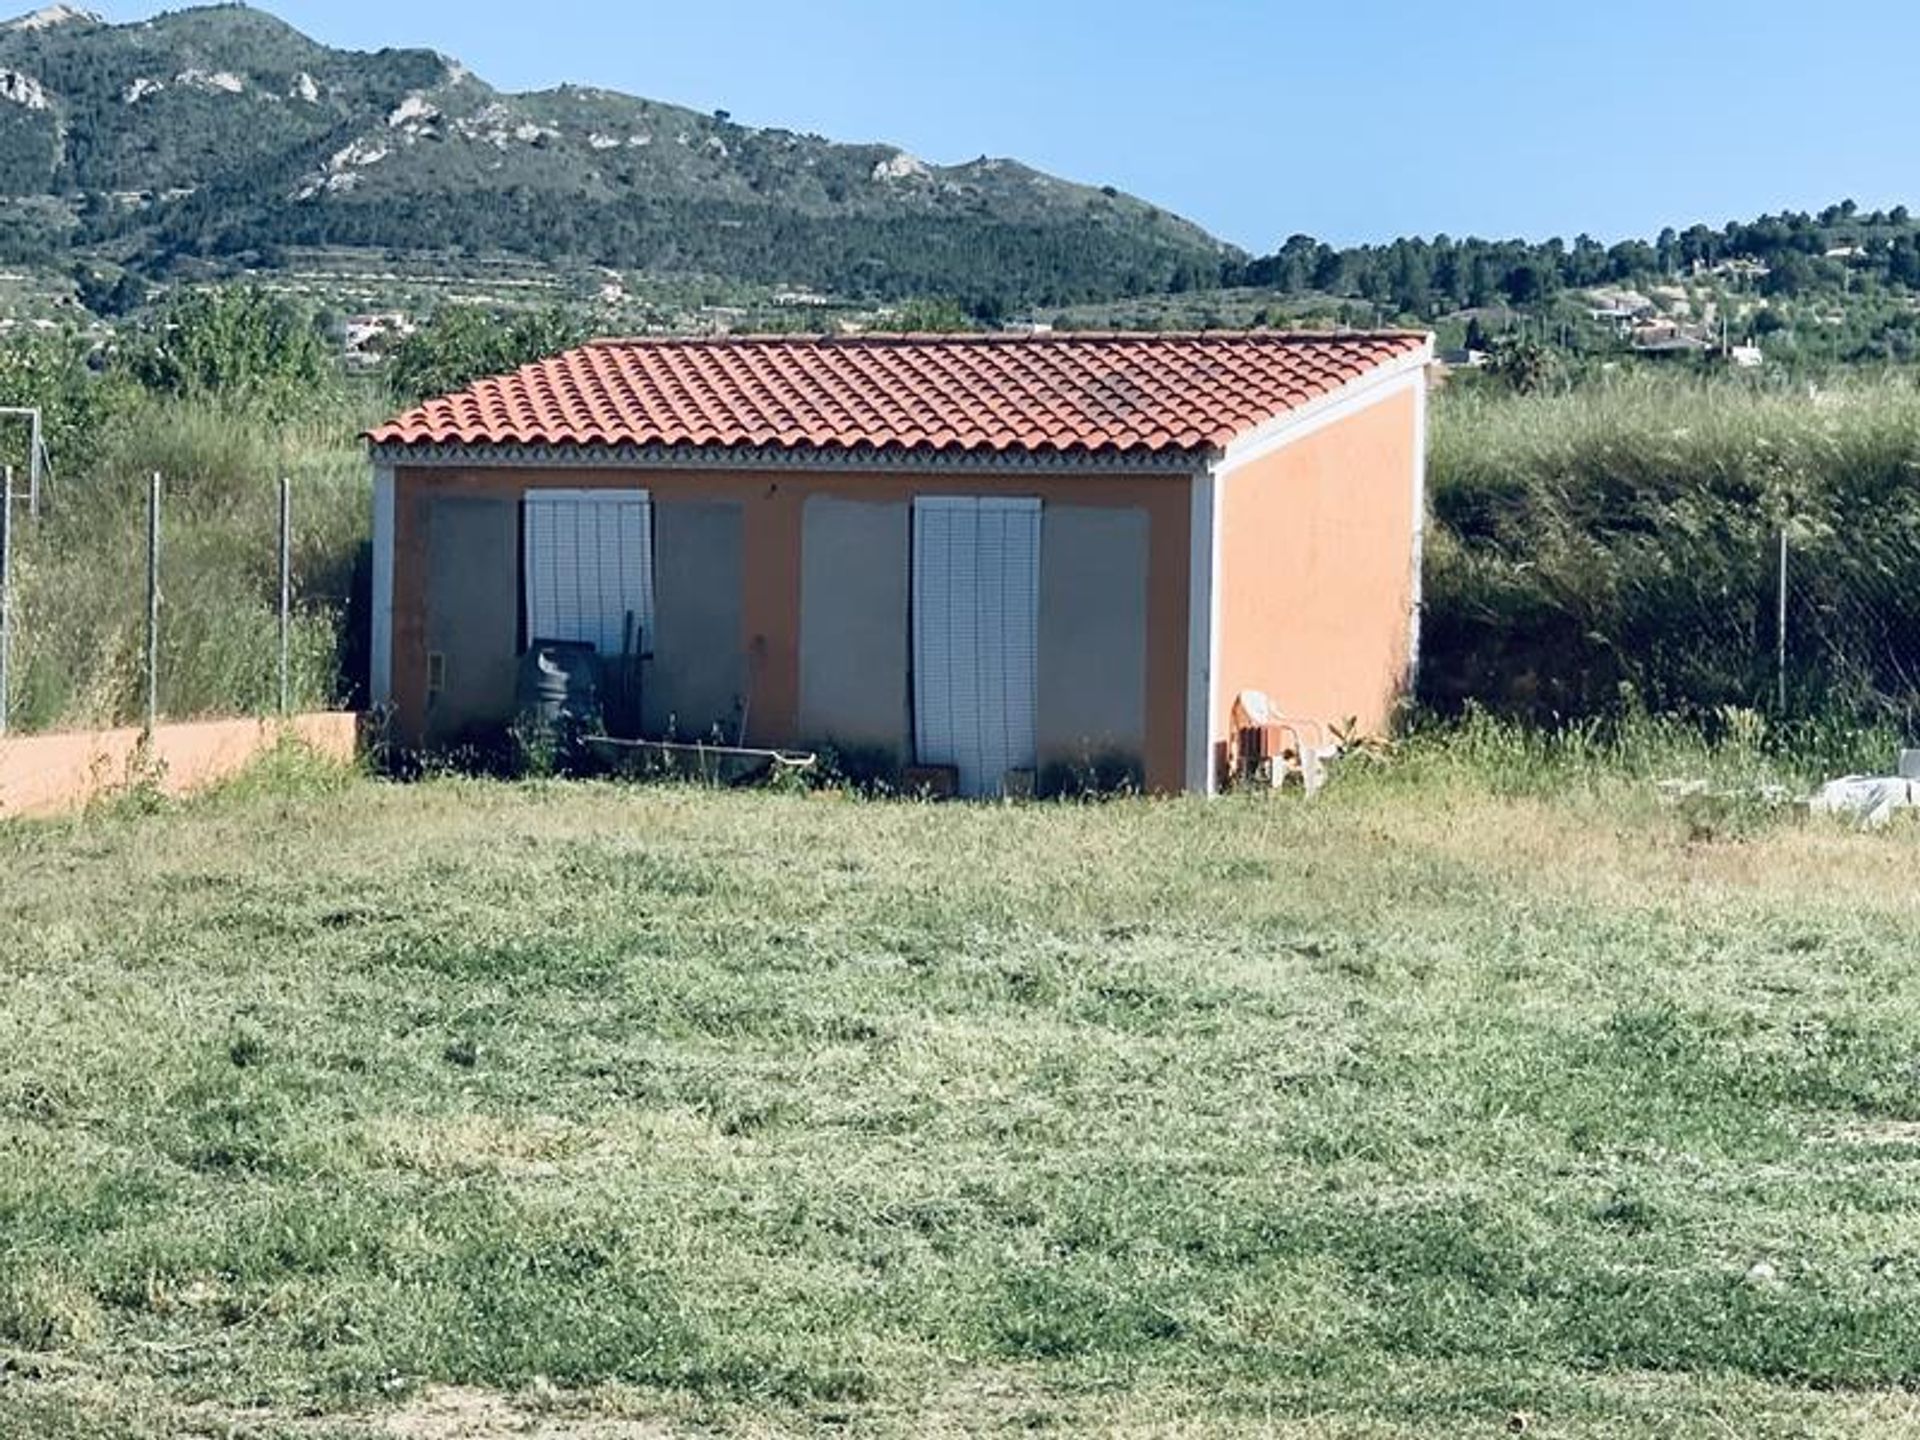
[1700,257,1770,283]
[343,312,414,369]
[365,332,1433,796]
[1629,319,1714,357]
[1584,288,1655,327]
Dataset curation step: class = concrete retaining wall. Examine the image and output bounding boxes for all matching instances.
[0,714,358,819]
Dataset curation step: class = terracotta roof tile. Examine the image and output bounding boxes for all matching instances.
[366,331,1431,456]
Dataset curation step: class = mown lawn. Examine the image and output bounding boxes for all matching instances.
[6,759,1920,1436]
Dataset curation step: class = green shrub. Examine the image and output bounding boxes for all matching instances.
[118,287,340,416]
[387,305,591,404]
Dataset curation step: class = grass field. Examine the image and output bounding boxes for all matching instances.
[8,753,1920,1436]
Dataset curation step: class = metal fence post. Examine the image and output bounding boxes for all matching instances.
[27,408,40,522]
[145,472,161,736]
[278,477,291,717]
[0,466,12,738]
[1776,528,1789,716]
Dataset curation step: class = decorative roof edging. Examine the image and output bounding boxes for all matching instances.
[367,439,1215,477]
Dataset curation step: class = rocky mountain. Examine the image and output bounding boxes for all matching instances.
[0,3,1235,308]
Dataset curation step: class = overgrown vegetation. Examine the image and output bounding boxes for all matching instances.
[0,287,634,735]
[118,285,339,411]
[387,305,592,404]
[1424,371,1920,725]
[0,289,374,734]
[6,767,1920,1436]
[3,397,369,731]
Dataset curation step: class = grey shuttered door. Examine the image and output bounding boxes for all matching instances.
[913,497,1041,797]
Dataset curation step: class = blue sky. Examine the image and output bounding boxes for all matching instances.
[87,0,1920,252]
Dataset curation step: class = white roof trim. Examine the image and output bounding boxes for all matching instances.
[1212,340,1435,477]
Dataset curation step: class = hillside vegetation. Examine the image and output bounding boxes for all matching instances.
[1279,200,1920,297]
[0,4,1228,310]
[1035,201,1920,368]
[0,2,1908,362]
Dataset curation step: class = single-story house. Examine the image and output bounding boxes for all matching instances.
[365,331,1432,796]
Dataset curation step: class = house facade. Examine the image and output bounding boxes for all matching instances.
[366,332,1431,796]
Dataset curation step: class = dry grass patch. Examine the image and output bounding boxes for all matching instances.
[364,1114,599,1182]
[383,1385,671,1440]
[0,1270,104,1352]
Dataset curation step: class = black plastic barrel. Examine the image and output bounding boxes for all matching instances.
[516,641,602,728]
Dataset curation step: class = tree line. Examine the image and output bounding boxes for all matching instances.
[1231,200,1920,316]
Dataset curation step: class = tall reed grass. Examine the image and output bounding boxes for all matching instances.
[3,393,380,733]
[1426,372,1920,725]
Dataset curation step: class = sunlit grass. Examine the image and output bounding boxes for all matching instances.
[6,763,1920,1436]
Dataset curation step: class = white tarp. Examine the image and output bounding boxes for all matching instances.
[1811,776,1920,828]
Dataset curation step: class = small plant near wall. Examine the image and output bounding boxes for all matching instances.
[507,714,559,780]
[101,738,170,816]
[506,705,602,780]
[1040,751,1145,801]
[1329,717,1394,763]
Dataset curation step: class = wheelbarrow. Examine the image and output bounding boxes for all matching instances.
[587,736,819,788]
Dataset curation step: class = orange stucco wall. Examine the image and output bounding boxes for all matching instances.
[391,467,1196,793]
[0,714,358,819]
[1215,381,1421,753]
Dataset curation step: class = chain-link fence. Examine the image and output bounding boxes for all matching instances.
[0,469,364,738]
[1420,510,1920,733]
[1780,520,1920,728]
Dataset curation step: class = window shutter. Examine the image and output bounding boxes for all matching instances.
[523,490,656,658]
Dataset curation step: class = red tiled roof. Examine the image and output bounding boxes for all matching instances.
[366,331,1431,456]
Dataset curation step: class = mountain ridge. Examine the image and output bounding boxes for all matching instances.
[0,2,1236,309]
